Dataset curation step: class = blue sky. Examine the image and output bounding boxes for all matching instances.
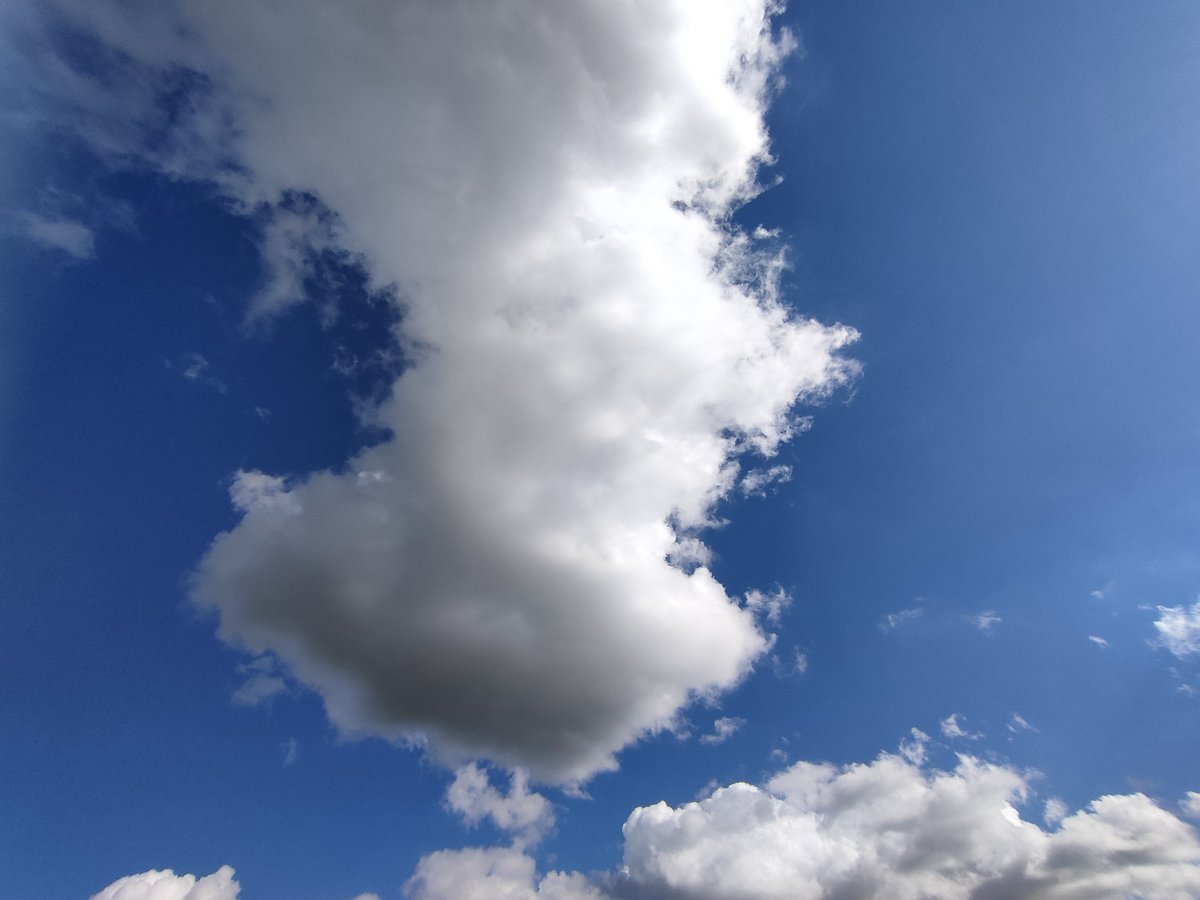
[3,2,1200,898]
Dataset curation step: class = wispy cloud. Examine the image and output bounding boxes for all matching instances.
[14,212,96,259]
[1007,712,1037,735]
[939,713,981,741]
[699,716,745,745]
[880,607,924,632]
[1154,597,1200,658]
[971,610,1002,632]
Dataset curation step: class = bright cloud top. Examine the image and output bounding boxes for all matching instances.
[91,867,240,900]
[33,0,858,782]
[404,745,1200,900]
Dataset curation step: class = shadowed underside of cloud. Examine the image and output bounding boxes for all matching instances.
[26,0,858,782]
[405,747,1200,900]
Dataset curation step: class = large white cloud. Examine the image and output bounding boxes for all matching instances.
[616,750,1200,899]
[404,747,1200,900]
[90,866,240,900]
[26,0,858,782]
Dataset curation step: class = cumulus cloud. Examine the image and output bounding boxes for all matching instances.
[405,846,605,900]
[1155,597,1200,658]
[23,0,858,783]
[91,866,239,900]
[618,759,1200,899]
[403,741,1200,900]
[445,763,555,845]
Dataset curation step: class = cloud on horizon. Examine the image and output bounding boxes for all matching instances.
[90,866,240,900]
[93,745,1200,900]
[401,743,1200,900]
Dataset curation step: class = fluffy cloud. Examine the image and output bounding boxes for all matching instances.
[91,750,1200,900]
[445,764,555,845]
[91,867,239,900]
[405,846,605,900]
[1155,597,1200,658]
[27,0,857,782]
[401,745,1200,900]
[616,753,1200,899]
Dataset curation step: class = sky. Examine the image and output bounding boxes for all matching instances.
[2,1,1200,898]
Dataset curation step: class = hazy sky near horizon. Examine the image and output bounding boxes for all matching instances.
[3,2,1200,898]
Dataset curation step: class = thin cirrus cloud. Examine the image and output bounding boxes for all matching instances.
[26,0,858,783]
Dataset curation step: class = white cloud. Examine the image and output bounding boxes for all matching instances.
[739,463,792,497]
[897,727,930,766]
[699,716,745,745]
[615,753,1200,899]
[1183,792,1200,819]
[445,764,555,846]
[744,586,791,625]
[404,743,1200,900]
[973,610,1002,632]
[91,867,239,900]
[1008,712,1037,734]
[405,846,606,900]
[1088,634,1110,649]
[22,0,860,784]
[1155,597,1200,658]
[880,607,923,632]
[940,713,981,741]
[14,211,96,259]
[1044,797,1069,826]
[282,737,299,767]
